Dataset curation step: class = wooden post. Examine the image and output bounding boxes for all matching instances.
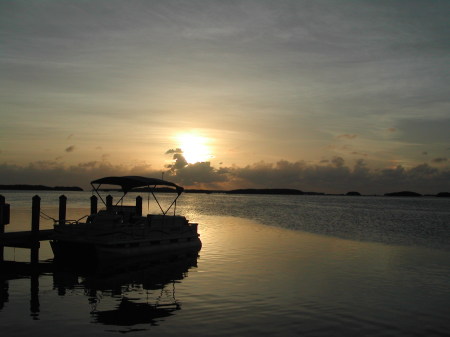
[0,195,5,263]
[90,195,98,214]
[30,196,41,315]
[136,196,142,217]
[59,195,67,225]
[31,195,40,235]
[31,195,40,265]
[0,280,8,310]
[106,195,113,210]
[0,195,9,228]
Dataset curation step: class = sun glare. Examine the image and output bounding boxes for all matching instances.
[176,133,213,164]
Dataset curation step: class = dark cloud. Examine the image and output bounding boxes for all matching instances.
[432,157,447,163]
[387,128,396,133]
[227,159,449,194]
[231,160,307,189]
[0,158,449,195]
[0,161,161,189]
[65,145,75,153]
[165,148,183,155]
[337,134,358,140]
[169,161,228,186]
[165,148,227,186]
[166,150,188,171]
[331,156,345,168]
[165,148,189,170]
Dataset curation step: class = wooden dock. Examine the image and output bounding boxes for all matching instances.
[1,193,103,266]
[2,229,55,248]
[0,194,70,264]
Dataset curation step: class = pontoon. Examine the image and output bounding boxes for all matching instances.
[51,176,201,262]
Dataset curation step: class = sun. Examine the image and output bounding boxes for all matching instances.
[176,133,213,164]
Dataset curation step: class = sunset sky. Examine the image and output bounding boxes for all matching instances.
[1,0,449,194]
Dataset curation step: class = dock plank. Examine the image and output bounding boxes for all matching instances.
[1,229,55,248]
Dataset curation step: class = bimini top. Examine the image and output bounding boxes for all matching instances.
[91,176,184,194]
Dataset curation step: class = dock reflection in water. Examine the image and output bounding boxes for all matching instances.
[2,249,199,331]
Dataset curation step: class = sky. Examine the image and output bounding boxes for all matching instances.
[1,0,449,194]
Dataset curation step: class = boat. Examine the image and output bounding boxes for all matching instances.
[51,176,201,262]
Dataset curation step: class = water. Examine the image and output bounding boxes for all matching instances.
[1,191,450,336]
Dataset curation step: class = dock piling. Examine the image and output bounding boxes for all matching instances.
[0,195,5,262]
[31,195,41,265]
[59,195,67,225]
[90,195,98,214]
[106,195,113,210]
[31,195,40,236]
[136,196,142,217]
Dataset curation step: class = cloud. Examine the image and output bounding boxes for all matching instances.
[165,148,227,186]
[0,161,161,189]
[165,148,183,155]
[165,148,190,170]
[0,158,449,195]
[168,161,228,186]
[387,128,397,133]
[65,145,75,153]
[337,134,358,140]
[166,149,188,171]
[432,157,447,163]
[331,156,345,168]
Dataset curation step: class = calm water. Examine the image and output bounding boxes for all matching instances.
[1,191,450,336]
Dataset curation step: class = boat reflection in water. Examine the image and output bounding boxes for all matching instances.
[53,248,200,328]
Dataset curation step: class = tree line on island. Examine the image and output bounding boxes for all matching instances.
[0,184,449,197]
[0,184,83,191]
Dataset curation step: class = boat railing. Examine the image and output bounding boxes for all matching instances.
[107,205,138,215]
[53,215,89,226]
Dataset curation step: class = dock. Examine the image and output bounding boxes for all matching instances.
[2,229,55,248]
[0,193,97,267]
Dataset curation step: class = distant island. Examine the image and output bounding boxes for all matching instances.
[384,191,422,197]
[0,184,448,197]
[346,191,362,196]
[0,184,83,191]
[226,188,304,195]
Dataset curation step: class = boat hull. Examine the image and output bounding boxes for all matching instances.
[51,237,201,264]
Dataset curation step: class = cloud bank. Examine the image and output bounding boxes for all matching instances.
[1,154,448,195]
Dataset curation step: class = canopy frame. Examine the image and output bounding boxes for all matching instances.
[90,176,184,215]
